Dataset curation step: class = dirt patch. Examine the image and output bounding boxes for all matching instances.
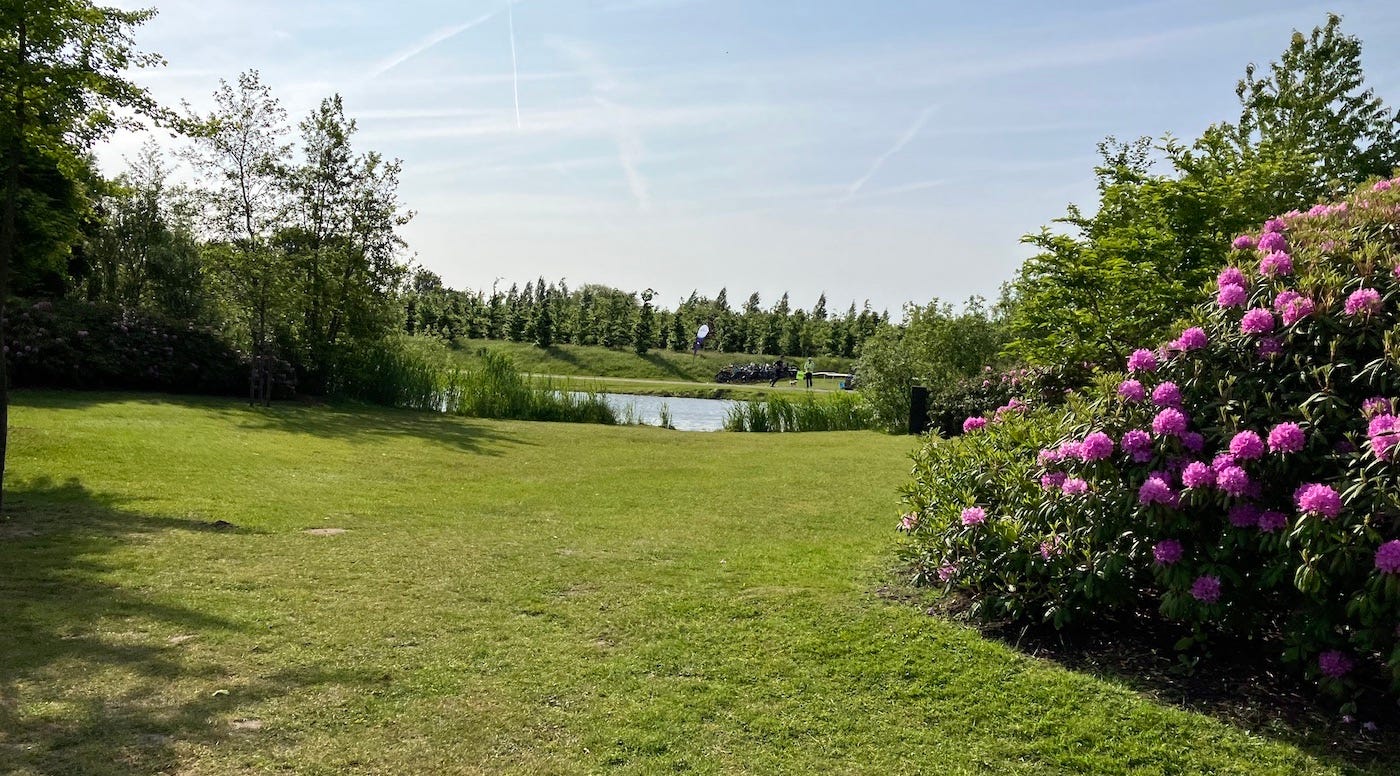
[167,634,197,645]
[229,719,263,732]
[302,528,347,536]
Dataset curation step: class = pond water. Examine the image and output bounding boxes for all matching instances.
[590,392,739,432]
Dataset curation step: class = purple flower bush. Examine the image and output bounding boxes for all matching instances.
[898,179,1400,702]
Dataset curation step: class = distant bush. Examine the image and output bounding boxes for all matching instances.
[926,362,1094,437]
[900,179,1400,708]
[724,391,874,432]
[5,298,264,395]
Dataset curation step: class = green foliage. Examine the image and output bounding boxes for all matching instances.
[1007,15,1400,367]
[855,297,1010,433]
[724,391,874,432]
[902,179,1400,705]
[6,297,255,394]
[325,337,615,425]
[925,362,1094,437]
[850,328,913,433]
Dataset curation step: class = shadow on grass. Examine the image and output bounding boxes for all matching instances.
[640,352,700,382]
[0,478,366,774]
[963,608,1400,772]
[14,390,529,457]
[225,401,530,457]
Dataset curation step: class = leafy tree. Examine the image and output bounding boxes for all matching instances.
[0,0,163,508]
[1008,14,1400,366]
[184,70,292,403]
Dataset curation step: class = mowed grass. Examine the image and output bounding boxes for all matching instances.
[0,393,1375,774]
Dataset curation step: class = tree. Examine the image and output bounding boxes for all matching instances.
[634,288,655,355]
[184,70,291,404]
[533,280,553,348]
[1008,15,1400,366]
[0,0,163,510]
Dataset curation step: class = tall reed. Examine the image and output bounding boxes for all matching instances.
[330,339,616,424]
[724,391,875,432]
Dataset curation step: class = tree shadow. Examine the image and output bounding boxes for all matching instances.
[0,478,370,774]
[13,390,530,457]
[970,611,1400,772]
[639,352,699,382]
[221,401,530,457]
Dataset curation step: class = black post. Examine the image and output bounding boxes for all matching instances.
[908,385,929,435]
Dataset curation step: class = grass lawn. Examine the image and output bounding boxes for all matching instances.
[1,392,1385,774]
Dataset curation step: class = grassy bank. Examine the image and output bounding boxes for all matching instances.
[448,338,853,384]
[1,392,1383,774]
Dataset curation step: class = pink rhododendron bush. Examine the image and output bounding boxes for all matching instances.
[899,179,1400,703]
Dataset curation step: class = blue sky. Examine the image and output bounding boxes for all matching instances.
[103,0,1400,315]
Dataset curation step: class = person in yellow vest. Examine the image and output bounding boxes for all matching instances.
[803,357,815,388]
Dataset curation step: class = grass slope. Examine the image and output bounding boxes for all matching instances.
[450,339,853,384]
[0,392,1380,774]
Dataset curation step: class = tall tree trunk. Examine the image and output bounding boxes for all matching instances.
[0,11,29,515]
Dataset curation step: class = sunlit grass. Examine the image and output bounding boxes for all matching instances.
[0,392,1378,774]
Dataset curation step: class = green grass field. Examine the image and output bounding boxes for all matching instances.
[1,392,1385,774]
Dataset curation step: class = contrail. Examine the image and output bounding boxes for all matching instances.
[839,106,935,203]
[508,1,521,129]
[369,11,498,79]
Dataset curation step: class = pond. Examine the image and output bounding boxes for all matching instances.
[589,392,739,432]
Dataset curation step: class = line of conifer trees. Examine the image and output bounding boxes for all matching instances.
[402,269,891,358]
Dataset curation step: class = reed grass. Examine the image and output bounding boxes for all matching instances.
[328,338,616,424]
[724,391,875,432]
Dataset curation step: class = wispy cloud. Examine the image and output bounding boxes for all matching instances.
[367,10,499,80]
[507,1,522,129]
[551,38,652,210]
[837,106,935,204]
[846,178,949,203]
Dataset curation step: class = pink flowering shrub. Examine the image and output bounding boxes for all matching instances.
[898,179,1400,701]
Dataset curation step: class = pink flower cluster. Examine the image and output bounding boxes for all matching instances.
[1280,295,1316,326]
[1228,431,1264,460]
[1118,379,1146,402]
[1138,474,1178,507]
[1375,540,1400,574]
[1344,288,1381,317]
[1318,650,1353,678]
[1079,432,1115,461]
[1191,575,1222,603]
[1153,539,1183,565]
[1369,414,1399,461]
[963,416,987,433]
[1061,477,1089,496]
[1295,483,1342,520]
[1181,461,1214,489]
[1259,251,1293,278]
[1174,327,1207,351]
[1267,422,1305,454]
[1217,284,1247,308]
[1258,510,1288,533]
[1121,429,1152,463]
[1126,349,1158,373]
[961,507,987,526]
[1151,382,1182,408]
[899,512,919,532]
[1241,308,1275,335]
[1152,408,1188,438]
